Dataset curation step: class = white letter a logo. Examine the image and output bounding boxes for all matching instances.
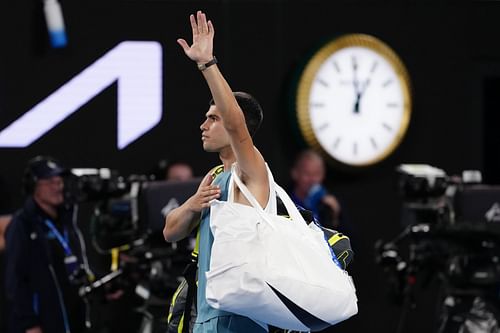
[0,41,162,149]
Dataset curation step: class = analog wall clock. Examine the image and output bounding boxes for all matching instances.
[295,34,412,168]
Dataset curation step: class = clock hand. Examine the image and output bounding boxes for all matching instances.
[353,78,371,114]
[352,60,361,113]
[353,92,361,113]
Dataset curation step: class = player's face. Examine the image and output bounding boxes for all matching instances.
[200,105,231,152]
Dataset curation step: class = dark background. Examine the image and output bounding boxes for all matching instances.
[1,0,500,332]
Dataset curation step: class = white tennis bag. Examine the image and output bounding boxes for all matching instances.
[206,165,358,331]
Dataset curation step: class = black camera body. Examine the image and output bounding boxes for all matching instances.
[69,168,197,312]
[376,165,500,332]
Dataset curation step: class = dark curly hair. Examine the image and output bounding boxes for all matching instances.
[209,91,263,137]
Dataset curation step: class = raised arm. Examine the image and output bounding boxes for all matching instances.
[177,11,269,206]
[163,172,220,242]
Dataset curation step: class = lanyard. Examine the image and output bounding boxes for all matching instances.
[44,219,72,256]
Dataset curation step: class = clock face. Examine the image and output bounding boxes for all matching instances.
[296,34,411,167]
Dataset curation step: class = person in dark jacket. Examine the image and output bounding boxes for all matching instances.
[4,156,90,333]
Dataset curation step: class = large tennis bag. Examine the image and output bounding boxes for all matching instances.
[206,165,358,331]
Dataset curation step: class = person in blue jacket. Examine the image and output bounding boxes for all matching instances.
[5,156,90,333]
[290,149,342,230]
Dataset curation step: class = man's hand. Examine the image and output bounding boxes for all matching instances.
[186,172,221,213]
[163,171,221,242]
[177,10,215,65]
[26,327,42,333]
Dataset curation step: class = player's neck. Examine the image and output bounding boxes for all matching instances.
[219,147,236,171]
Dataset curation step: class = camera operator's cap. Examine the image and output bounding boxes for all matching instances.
[29,156,68,181]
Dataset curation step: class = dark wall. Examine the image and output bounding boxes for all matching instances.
[1,1,499,332]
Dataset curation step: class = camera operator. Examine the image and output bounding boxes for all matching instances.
[4,156,90,333]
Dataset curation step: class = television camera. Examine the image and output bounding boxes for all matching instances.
[375,164,500,333]
[64,168,200,333]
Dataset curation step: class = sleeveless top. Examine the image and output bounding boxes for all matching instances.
[196,166,275,323]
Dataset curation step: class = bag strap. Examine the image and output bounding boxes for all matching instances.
[179,164,224,332]
[230,164,308,230]
[181,259,197,333]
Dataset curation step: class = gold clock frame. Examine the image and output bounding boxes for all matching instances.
[296,33,412,167]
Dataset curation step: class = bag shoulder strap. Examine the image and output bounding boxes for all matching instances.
[230,164,306,228]
[210,164,225,179]
[192,164,225,257]
[178,164,225,333]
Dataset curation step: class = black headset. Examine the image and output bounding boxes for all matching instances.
[23,156,65,195]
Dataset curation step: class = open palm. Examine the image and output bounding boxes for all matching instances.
[177,10,214,64]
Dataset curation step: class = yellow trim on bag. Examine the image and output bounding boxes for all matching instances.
[328,233,348,247]
[167,279,187,323]
[193,228,201,256]
[111,248,119,271]
[178,313,184,333]
[336,250,350,268]
[211,164,224,179]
